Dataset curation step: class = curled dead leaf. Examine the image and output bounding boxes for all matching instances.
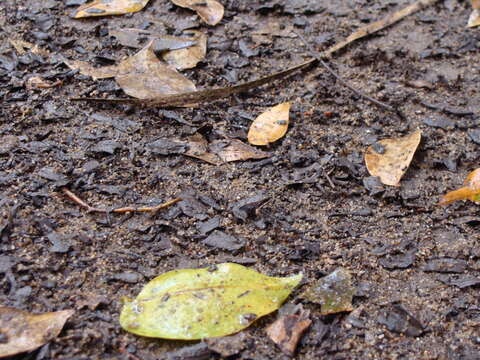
[162,30,207,70]
[171,0,224,26]
[72,0,149,18]
[364,130,421,186]
[0,306,74,358]
[439,168,480,205]
[248,102,291,146]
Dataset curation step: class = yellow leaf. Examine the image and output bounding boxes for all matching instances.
[72,0,149,18]
[171,0,224,26]
[248,102,291,146]
[364,130,421,186]
[120,263,302,339]
[439,168,480,205]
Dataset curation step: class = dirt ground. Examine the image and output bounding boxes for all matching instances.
[1,0,480,359]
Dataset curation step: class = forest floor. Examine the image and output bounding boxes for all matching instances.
[1,0,480,359]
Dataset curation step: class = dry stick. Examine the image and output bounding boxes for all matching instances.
[294,30,402,118]
[323,0,440,57]
[61,187,181,214]
[70,0,439,109]
[70,59,317,107]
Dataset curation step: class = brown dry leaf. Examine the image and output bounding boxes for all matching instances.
[364,130,421,186]
[212,139,270,162]
[170,0,224,26]
[162,30,207,70]
[64,60,119,80]
[0,306,74,358]
[266,309,311,356]
[110,28,197,52]
[72,0,149,18]
[184,134,222,165]
[66,42,196,99]
[468,0,480,27]
[115,42,196,99]
[248,102,291,146]
[184,134,270,165]
[439,168,480,205]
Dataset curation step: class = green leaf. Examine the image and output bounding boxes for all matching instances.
[120,263,302,339]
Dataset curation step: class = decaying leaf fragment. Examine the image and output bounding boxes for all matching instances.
[171,0,224,26]
[468,0,480,27]
[72,0,149,18]
[248,102,291,146]
[162,31,207,70]
[120,263,302,339]
[365,129,421,186]
[439,168,480,205]
[266,309,311,356]
[184,134,270,165]
[0,306,74,358]
[301,268,355,315]
[65,42,196,100]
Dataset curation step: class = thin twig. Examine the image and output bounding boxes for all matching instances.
[323,0,440,57]
[61,187,181,214]
[295,30,404,118]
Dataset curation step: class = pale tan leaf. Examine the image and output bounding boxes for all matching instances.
[162,30,207,70]
[212,139,270,162]
[364,130,421,186]
[72,0,149,18]
[468,9,480,27]
[266,309,311,356]
[115,42,196,99]
[171,0,224,26]
[0,306,74,358]
[66,42,196,99]
[64,60,119,80]
[184,134,223,165]
[248,102,291,146]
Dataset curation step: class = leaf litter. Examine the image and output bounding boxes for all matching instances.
[120,263,302,339]
[364,130,422,187]
[468,0,480,27]
[66,42,196,100]
[0,306,74,358]
[439,168,480,205]
[170,0,224,26]
[162,30,207,70]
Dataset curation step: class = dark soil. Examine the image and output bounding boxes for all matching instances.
[1,0,480,359]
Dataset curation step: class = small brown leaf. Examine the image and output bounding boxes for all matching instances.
[66,42,196,100]
[364,129,421,186]
[469,0,480,27]
[248,102,290,146]
[162,30,207,70]
[0,306,74,358]
[72,0,149,18]
[266,309,311,356]
[171,0,224,26]
[184,135,270,165]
